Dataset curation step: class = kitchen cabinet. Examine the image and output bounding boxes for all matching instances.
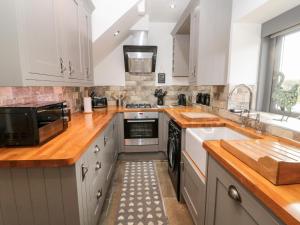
[0,116,118,225]
[189,0,232,85]
[205,156,284,225]
[172,35,190,77]
[188,6,200,84]
[21,0,64,81]
[0,0,94,86]
[159,112,170,154]
[61,0,82,81]
[181,151,206,225]
[79,5,93,81]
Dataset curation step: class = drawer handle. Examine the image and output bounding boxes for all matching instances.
[228,185,242,203]
[94,145,101,153]
[81,164,89,181]
[95,162,101,170]
[104,136,108,146]
[97,189,102,200]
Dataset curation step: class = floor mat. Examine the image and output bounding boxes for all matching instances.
[115,161,168,225]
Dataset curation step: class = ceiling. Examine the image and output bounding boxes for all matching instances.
[147,0,191,22]
[238,0,300,23]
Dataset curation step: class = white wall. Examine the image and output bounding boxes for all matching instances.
[228,23,261,85]
[94,21,189,86]
[92,0,140,41]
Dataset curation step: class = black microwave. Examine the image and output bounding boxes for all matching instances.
[0,102,67,147]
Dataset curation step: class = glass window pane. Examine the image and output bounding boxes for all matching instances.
[276,31,300,113]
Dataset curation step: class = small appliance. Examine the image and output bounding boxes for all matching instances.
[178,94,187,106]
[91,96,108,109]
[0,102,67,146]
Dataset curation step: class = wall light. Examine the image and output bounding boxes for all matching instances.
[114,30,120,36]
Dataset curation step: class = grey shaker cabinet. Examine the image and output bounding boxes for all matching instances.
[205,156,284,225]
[188,0,232,85]
[159,112,170,154]
[0,116,118,225]
[181,152,206,225]
[0,0,94,86]
[172,34,190,77]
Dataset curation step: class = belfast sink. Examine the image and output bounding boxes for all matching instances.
[185,127,250,178]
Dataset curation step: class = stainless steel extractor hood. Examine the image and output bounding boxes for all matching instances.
[123,31,157,74]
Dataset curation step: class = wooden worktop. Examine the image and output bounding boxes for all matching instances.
[1,105,300,223]
[0,106,265,168]
[204,140,300,225]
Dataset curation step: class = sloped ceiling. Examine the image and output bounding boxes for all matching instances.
[233,0,300,23]
[93,1,144,65]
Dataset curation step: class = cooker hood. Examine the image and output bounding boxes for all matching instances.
[123,31,157,74]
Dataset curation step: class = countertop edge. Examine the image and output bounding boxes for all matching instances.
[203,140,300,225]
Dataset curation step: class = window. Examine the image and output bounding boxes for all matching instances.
[270,29,300,116]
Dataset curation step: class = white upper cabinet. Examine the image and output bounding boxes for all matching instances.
[79,5,93,81]
[0,0,94,86]
[189,6,200,84]
[23,0,63,80]
[189,0,233,85]
[62,0,82,80]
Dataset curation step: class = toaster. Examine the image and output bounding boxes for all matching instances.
[92,97,108,108]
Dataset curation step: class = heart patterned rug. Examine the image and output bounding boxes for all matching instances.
[115,161,168,225]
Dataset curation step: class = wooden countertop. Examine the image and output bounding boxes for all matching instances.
[1,105,300,223]
[0,106,266,168]
[204,140,300,225]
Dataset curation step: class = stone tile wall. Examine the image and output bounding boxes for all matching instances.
[0,87,86,113]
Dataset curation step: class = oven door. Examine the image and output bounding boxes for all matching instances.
[124,118,159,145]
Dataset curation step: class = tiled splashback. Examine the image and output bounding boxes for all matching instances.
[0,87,85,113]
[89,84,228,108]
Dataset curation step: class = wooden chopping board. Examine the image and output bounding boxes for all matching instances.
[181,112,219,122]
[221,139,300,185]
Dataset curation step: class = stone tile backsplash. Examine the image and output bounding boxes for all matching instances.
[89,84,228,107]
[0,87,85,113]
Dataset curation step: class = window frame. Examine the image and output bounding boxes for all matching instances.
[267,29,300,118]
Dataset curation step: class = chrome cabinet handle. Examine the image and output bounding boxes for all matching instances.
[86,67,89,77]
[96,189,102,200]
[95,161,101,170]
[68,61,74,75]
[59,57,66,73]
[94,145,101,154]
[104,136,108,146]
[228,185,242,203]
[81,164,88,181]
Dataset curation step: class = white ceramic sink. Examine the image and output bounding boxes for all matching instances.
[185,127,250,177]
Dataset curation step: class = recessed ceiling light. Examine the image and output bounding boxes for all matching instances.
[170,0,176,8]
[114,31,120,36]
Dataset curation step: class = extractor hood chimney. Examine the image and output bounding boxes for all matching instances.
[123,31,157,74]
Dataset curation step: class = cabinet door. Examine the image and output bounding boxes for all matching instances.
[181,152,206,225]
[189,6,200,84]
[62,0,83,80]
[206,156,284,225]
[22,0,63,78]
[197,0,232,85]
[173,35,189,77]
[76,152,91,225]
[79,6,93,81]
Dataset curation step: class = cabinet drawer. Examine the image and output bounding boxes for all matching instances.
[89,183,105,225]
[205,156,284,225]
[181,152,206,225]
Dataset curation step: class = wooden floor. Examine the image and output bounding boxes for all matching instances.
[99,160,194,225]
